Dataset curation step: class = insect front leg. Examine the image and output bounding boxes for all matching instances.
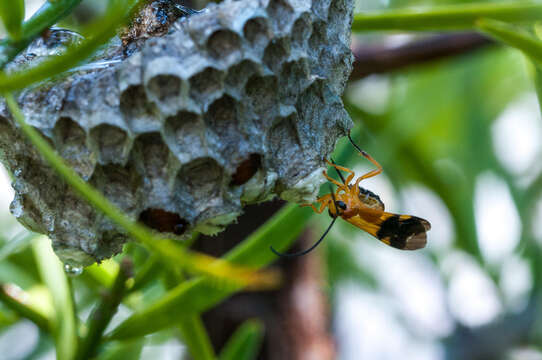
[325,159,356,185]
[300,194,332,214]
[323,170,349,193]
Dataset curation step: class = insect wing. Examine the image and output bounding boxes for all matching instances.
[345,209,430,250]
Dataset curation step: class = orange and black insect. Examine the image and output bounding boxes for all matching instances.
[271,131,431,257]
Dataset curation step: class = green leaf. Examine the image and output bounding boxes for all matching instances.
[0,0,139,90]
[0,283,51,332]
[99,339,144,360]
[31,236,77,360]
[20,0,83,40]
[0,260,37,289]
[84,259,120,289]
[0,231,38,263]
[352,1,542,32]
[128,255,161,293]
[476,18,542,65]
[0,0,24,39]
[218,320,264,360]
[108,204,313,340]
[178,316,216,360]
[0,0,84,69]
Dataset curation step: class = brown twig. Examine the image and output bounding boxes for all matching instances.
[350,32,494,80]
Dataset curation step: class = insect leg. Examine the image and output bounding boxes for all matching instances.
[300,194,332,214]
[323,170,349,192]
[326,159,355,185]
[352,176,363,197]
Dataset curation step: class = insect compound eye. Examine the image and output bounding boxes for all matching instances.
[336,200,347,210]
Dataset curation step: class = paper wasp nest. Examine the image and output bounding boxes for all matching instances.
[0,0,354,266]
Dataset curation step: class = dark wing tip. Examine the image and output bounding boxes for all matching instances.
[419,218,431,231]
[403,232,427,250]
[377,215,430,250]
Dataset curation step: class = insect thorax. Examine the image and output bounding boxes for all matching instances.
[358,186,385,211]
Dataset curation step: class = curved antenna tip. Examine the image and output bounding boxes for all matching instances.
[270,216,338,258]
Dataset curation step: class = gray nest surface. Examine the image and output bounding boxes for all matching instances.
[0,0,354,266]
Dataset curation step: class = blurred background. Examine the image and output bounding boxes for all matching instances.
[333,1,542,359]
[1,0,542,359]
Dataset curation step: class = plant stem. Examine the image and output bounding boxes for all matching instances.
[128,254,161,293]
[0,0,83,69]
[77,258,133,360]
[352,1,542,32]
[476,18,542,65]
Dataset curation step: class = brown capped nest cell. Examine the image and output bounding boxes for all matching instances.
[0,0,354,266]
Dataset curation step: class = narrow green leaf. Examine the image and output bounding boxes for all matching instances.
[178,316,216,360]
[0,0,24,39]
[84,259,120,289]
[99,339,144,360]
[0,0,138,90]
[31,236,77,360]
[161,259,216,360]
[21,0,82,40]
[129,255,161,293]
[218,320,264,360]
[0,231,38,262]
[476,18,542,65]
[0,0,84,68]
[0,283,51,332]
[0,261,37,289]
[0,308,18,328]
[352,1,542,32]
[108,204,313,340]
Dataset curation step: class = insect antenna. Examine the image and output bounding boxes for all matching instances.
[330,157,346,184]
[347,130,369,157]
[270,185,339,258]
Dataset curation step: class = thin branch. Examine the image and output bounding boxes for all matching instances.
[350,32,494,80]
[352,1,542,32]
[476,18,542,65]
[77,258,134,360]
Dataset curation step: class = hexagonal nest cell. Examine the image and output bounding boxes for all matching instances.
[0,0,354,266]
